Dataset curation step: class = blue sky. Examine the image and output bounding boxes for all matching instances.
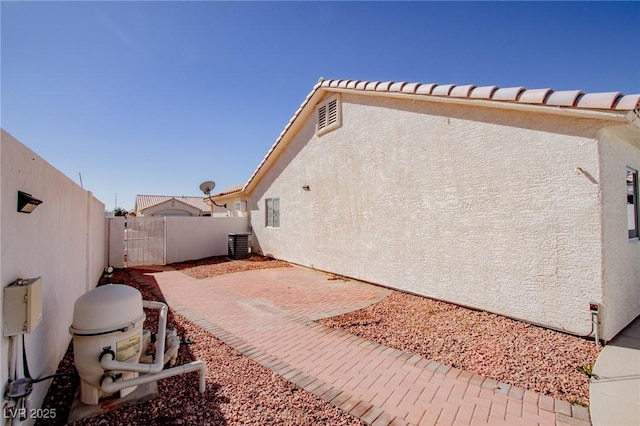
[2,1,639,211]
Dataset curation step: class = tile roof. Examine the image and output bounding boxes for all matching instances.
[321,79,639,110]
[223,77,640,198]
[135,195,210,212]
[211,184,244,198]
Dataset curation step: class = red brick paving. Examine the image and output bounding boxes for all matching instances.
[131,266,591,426]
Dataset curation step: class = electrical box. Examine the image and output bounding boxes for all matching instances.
[3,277,43,336]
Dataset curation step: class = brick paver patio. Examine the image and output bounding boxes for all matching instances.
[130,266,591,426]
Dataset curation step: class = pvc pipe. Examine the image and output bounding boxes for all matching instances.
[9,335,17,381]
[101,361,206,394]
[100,300,167,374]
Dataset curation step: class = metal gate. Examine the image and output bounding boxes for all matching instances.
[125,217,166,267]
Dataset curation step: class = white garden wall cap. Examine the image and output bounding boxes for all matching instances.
[492,86,526,101]
[615,94,640,111]
[518,88,553,105]
[546,90,584,107]
[576,92,622,109]
[389,81,408,92]
[414,83,437,95]
[469,85,499,99]
[431,84,456,96]
[450,84,476,98]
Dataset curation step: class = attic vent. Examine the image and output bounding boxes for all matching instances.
[316,95,341,135]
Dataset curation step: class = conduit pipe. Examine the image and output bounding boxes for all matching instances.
[101,361,207,395]
[100,300,167,374]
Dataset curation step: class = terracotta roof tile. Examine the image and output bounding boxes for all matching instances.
[518,88,553,105]
[376,81,393,92]
[450,84,476,98]
[241,77,639,196]
[401,82,421,94]
[469,85,499,99]
[415,83,437,95]
[615,94,640,111]
[431,84,455,96]
[135,195,210,212]
[364,81,381,91]
[576,92,622,109]
[492,86,526,101]
[546,90,584,107]
[389,81,407,92]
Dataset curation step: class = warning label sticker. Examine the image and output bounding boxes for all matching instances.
[116,334,140,361]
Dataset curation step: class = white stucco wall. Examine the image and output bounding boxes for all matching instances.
[598,124,640,340]
[249,93,616,338]
[1,130,106,424]
[165,216,250,263]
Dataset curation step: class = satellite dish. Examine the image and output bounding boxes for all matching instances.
[199,180,216,195]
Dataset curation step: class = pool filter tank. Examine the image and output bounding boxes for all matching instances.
[69,284,145,405]
[69,284,207,406]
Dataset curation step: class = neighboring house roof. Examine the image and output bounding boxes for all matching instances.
[215,77,640,199]
[212,184,244,198]
[135,195,210,213]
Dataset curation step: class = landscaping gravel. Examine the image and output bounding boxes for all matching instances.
[319,291,600,407]
[40,255,600,425]
[39,258,362,426]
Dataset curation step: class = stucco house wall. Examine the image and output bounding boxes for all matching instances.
[1,130,106,425]
[247,92,634,340]
[598,125,640,339]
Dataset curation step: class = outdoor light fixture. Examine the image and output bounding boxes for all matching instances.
[17,191,43,214]
[302,185,310,191]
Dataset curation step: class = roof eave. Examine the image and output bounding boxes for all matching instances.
[236,81,634,198]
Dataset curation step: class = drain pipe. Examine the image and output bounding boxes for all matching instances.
[101,360,206,394]
[590,303,601,346]
[100,300,167,374]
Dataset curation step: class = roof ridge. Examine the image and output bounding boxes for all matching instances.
[321,78,640,111]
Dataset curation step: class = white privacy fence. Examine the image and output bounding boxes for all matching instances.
[107,216,250,267]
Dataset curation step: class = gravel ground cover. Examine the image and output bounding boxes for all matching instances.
[39,259,362,426]
[40,255,600,424]
[319,291,600,407]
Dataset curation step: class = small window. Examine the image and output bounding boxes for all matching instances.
[265,197,280,228]
[234,201,246,212]
[628,168,638,239]
[316,95,341,135]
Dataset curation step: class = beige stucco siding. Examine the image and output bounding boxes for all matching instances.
[599,124,640,340]
[250,93,609,336]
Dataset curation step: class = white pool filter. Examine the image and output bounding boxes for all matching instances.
[69,284,206,406]
[69,284,145,405]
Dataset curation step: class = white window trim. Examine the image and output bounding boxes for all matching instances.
[316,94,342,136]
[265,197,280,228]
[627,167,639,240]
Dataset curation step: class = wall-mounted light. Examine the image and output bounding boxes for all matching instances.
[302,185,310,191]
[17,191,42,214]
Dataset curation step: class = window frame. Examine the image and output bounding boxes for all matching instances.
[265,197,280,228]
[316,94,342,136]
[628,167,639,239]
